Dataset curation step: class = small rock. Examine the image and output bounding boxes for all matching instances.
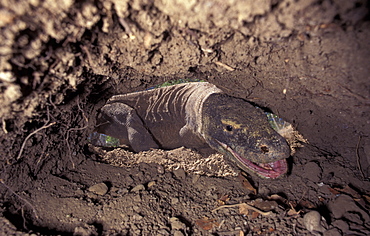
[157,165,165,174]
[303,211,326,235]
[75,189,84,195]
[131,184,145,192]
[125,176,134,185]
[110,186,119,193]
[173,168,186,180]
[132,194,142,202]
[157,228,170,235]
[192,174,200,184]
[148,181,156,188]
[132,205,140,212]
[88,183,108,196]
[170,217,186,230]
[117,188,129,194]
[132,213,143,221]
[173,230,184,236]
[73,224,98,236]
[171,197,179,205]
[258,186,270,196]
[331,219,349,233]
[329,194,370,221]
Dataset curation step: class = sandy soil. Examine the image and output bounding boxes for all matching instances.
[0,0,369,235]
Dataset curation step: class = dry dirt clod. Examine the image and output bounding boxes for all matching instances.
[147,181,156,188]
[88,183,108,196]
[73,224,98,236]
[170,217,186,230]
[173,168,186,180]
[303,211,326,235]
[131,184,145,192]
[173,231,184,236]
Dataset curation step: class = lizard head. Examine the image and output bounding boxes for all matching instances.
[201,93,290,179]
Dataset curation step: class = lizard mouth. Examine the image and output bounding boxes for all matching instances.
[216,140,288,179]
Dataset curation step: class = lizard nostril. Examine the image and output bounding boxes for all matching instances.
[260,145,269,153]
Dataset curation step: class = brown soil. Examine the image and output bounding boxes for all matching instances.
[0,0,369,235]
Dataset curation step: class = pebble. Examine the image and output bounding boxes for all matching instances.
[73,224,97,236]
[173,231,184,236]
[303,211,326,235]
[173,168,186,180]
[148,181,156,188]
[192,174,200,184]
[132,194,142,202]
[88,183,108,195]
[157,165,165,174]
[132,205,140,212]
[170,217,186,230]
[171,197,179,205]
[157,228,170,235]
[132,213,143,221]
[125,176,134,185]
[117,188,129,194]
[131,184,145,192]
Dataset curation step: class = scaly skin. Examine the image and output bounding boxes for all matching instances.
[97,82,290,179]
[201,93,290,179]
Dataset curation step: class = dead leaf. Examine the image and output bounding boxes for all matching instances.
[335,185,361,199]
[363,195,370,204]
[195,217,219,230]
[217,194,230,206]
[252,227,261,232]
[251,211,260,219]
[328,187,340,195]
[318,196,325,202]
[287,202,301,216]
[299,200,315,209]
[219,195,229,201]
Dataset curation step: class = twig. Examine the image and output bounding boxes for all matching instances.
[214,61,235,71]
[356,136,365,179]
[212,203,272,216]
[49,96,58,111]
[16,107,55,160]
[218,219,225,229]
[2,118,7,134]
[0,179,38,220]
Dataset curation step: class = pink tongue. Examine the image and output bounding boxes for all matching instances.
[216,140,288,178]
[235,152,288,178]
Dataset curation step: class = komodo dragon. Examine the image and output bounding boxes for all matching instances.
[96,82,290,179]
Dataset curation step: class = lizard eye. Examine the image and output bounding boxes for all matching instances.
[225,125,233,131]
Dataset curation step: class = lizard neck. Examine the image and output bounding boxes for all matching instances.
[182,82,223,136]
